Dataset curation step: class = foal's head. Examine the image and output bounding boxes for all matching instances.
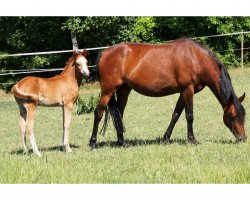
[74,50,90,77]
[223,93,246,142]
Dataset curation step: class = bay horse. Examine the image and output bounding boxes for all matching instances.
[12,50,89,157]
[90,38,246,148]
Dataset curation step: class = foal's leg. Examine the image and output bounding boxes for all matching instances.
[181,85,199,144]
[19,105,28,153]
[62,104,73,152]
[163,96,184,144]
[90,93,113,148]
[25,103,42,157]
[116,85,131,146]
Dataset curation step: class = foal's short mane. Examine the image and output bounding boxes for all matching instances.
[186,38,246,121]
[60,56,75,74]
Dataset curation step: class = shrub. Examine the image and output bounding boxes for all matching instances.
[76,95,99,114]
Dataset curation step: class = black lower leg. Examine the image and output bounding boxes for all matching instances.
[164,97,184,143]
[89,108,102,148]
[110,105,125,146]
[186,109,199,144]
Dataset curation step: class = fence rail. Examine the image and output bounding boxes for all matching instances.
[0,47,108,58]
[1,30,250,78]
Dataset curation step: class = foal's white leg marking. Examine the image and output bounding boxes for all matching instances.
[30,134,42,157]
[76,56,90,77]
[62,105,73,153]
[25,104,42,157]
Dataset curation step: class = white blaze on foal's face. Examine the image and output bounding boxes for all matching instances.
[76,56,90,77]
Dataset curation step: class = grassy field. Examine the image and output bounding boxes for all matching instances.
[0,68,249,184]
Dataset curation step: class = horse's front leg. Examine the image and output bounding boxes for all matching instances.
[62,104,73,152]
[163,95,184,144]
[182,85,200,144]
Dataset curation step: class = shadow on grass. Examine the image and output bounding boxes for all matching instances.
[95,137,241,149]
[10,144,80,155]
[205,139,238,144]
[96,137,190,149]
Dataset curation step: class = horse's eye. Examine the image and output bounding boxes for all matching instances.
[229,114,237,121]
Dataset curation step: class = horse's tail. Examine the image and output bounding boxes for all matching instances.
[95,51,103,81]
[12,84,38,101]
[99,94,125,136]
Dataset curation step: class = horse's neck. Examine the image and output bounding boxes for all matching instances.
[61,62,83,87]
[208,68,228,110]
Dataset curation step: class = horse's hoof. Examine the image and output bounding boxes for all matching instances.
[35,152,42,157]
[63,147,72,153]
[122,142,130,148]
[188,138,200,145]
[118,141,130,148]
[163,140,172,145]
[89,143,98,150]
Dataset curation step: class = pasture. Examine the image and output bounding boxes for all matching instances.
[0,68,249,183]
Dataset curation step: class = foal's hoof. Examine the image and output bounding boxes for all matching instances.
[188,138,200,145]
[35,152,42,158]
[63,147,72,153]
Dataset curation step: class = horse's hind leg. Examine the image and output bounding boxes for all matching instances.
[90,93,113,148]
[163,95,184,144]
[18,102,28,153]
[116,85,131,146]
[25,103,42,157]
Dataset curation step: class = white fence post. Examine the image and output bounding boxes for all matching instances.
[71,32,79,51]
[241,31,244,68]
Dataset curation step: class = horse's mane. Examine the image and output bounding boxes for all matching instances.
[186,38,245,121]
[60,56,75,75]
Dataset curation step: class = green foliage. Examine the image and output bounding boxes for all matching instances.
[76,95,99,114]
[1,16,250,90]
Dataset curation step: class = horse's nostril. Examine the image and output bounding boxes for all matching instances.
[236,136,247,143]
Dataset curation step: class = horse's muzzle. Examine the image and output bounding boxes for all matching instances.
[235,134,247,142]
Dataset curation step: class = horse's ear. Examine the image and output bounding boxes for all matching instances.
[238,93,245,102]
[82,49,88,57]
[73,50,78,57]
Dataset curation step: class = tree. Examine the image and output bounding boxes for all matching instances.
[1,16,250,91]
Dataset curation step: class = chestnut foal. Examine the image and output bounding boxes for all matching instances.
[12,50,89,157]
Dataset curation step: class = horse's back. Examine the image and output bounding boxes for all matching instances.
[98,39,216,96]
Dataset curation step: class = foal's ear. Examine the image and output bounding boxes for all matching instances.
[238,93,246,102]
[82,49,88,57]
[73,50,78,57]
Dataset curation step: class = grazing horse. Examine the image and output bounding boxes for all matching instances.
[90,38,246,148]
[12,50,89,157]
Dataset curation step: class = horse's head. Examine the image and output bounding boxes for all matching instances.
[73,50,90,78]
[223,93,246,142]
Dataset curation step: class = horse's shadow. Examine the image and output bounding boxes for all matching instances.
[96,137,190,148]
[96,137,238,148]
[10,138,237,155]
[10,144,80,155]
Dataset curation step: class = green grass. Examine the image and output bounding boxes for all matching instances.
[0,69,249,183]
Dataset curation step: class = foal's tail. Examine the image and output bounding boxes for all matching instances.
[12,84,38,101]
[99,94,125,136]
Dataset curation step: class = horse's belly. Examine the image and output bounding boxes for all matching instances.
[128,82,178,97]
[38,96,62,107]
